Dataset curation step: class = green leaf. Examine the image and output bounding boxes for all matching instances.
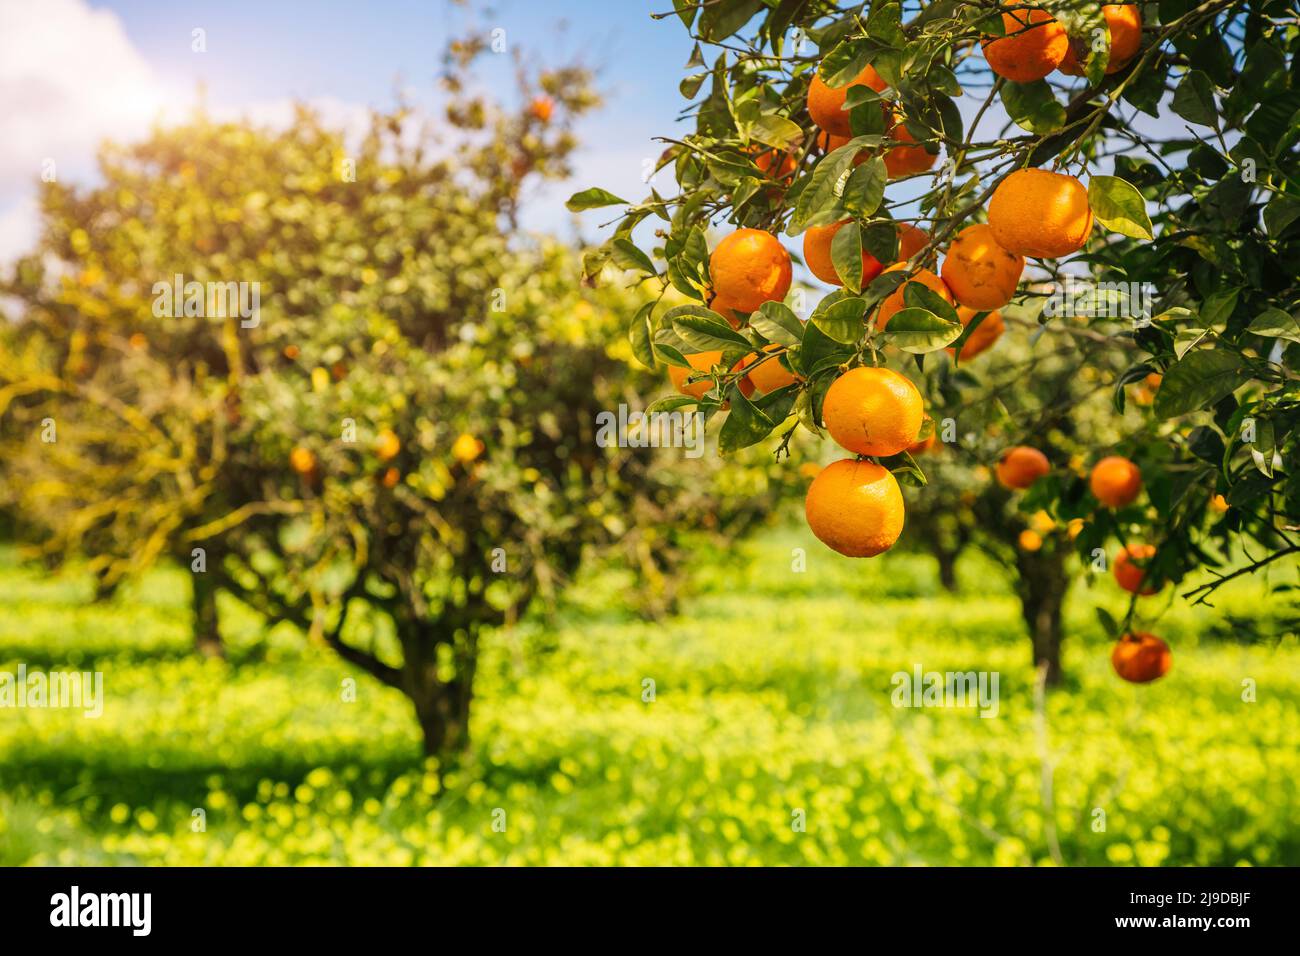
[609,238,656,276]
[628,301,656,369]
[718,385,778,452]
[1171,70,1218,128]
[565,187,628,211]
[949,309,990,366]
[1248,307,1300,344]
[840,158,887,218]
[666,305,751,351]
[1264,195,1300,237]
[698,0,763,42]
[819,39,879,88]
[1001,80,1066,135]
[788,137,881,234]
[1095,606,1119,638]
[903,280,959,323]
[811,295,867,344]
[749,114,804,150]
[751,301,804,347]
[1199,288,1239,328]
[865,2,905,47]
[1154,350,1247,419]
[830,221,864,293]
[884,308,963,353]
[1087,176,1154,240]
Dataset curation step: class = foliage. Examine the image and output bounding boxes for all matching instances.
[575,0,1300,670]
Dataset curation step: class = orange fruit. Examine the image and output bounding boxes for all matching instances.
[289,446,317,476]
[1018,529,1043,551]
[1144,372,1162,388]
[752,146,797,182]
[375,428,401,462]
[817,131,850,153]
[875,264,955,330]
[1114,543,1161,595]
[1111,632,1171,683]
[987,168,1094,258]
[1210,493,1229,513]
[710,229,793,312]
[897,223,929,261]
[529,96,555,122]
[947,307,1005,360]
[807,62,887,137]
[822,366,924,457]
[883,112,937,178]
[1060,5,1143,76]
[669,351,756,401]
[451,433,485,463]
[380,467,400,489]
[1090,455,1142,508]
[940,223,1025,310]
[996,446,1050,490]
[708,293,749,328]
[805,458,905,557]
[982,7,1069,83]
[803,220,885,287]
[738,345,801,395]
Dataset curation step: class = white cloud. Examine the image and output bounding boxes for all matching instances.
[0,0,165,196]
[0,195,41,265]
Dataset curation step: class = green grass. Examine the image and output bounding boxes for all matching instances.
[0,527,1297,866]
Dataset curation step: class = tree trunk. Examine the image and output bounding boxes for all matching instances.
[935,548,959,593]
[192,573,224,658]
[412,683,472,760]
[1014,543,1068,685]
[400,621,478,763]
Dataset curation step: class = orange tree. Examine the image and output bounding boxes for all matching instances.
[574,0,1299,683]
[0,39,793,759]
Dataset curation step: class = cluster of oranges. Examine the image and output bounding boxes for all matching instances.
[982,4,1143,83]
[659,6,1167,683]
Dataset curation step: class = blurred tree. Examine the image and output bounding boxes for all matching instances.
[0,38,794,759]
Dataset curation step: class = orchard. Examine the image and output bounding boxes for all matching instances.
[575,0,1300,684]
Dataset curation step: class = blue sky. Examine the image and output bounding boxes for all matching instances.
[0,0,696,256]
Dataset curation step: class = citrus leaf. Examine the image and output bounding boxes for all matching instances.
[610,238,657,276]
[718,385,777,452]
[1001,80,1066,135]
[1171,70,1218,128]
[811,295,867,344]
[830,221,864,293]
[566,187,628,211]
[628,301,656,369]
[666,305,751,351]
[884,308,963,353]
[1248,307,1300,344]
[1088,175,1154,240]
[751,301,804,347]
[1154,350,1246,419]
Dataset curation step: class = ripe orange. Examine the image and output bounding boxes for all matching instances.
[822,366,925,457]
[1111,632,1171,683]
[817,131,850,153]
[710,229,793,312]
[738,345,801,394]
[875,264,955,330]
[947,307,1005,361]
[669,351,756,400]
[529,96,555,123]
[451,433,485,463]
[805,458,905,557]
[1090,455,1142,507]
[803,220,885,287]
[883,112,937,179]
[982,7,1069,83]
[996,446,1050,490]
[1210,493,1229,513]
[289,446,317,476]
[375,428,401,462]
[1060,5,1143,76]
[941,223,1025,310]
[380,467,400,489]
[752,146,797,182]
[1113,543,1161,595]
[897,223,929,261]
[988,168,1094,258]
[807,62,887,137]
[1018,529,1043,551]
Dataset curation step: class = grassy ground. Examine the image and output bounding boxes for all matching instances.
[0,525,1297,866]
